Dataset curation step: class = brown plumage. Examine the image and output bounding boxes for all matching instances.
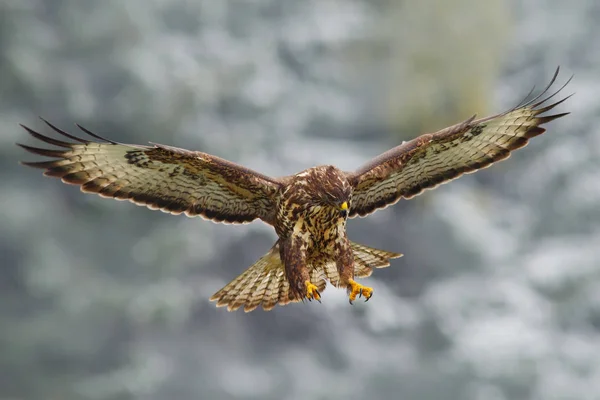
[18,68,571,312]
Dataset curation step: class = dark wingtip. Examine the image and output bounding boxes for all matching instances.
[35,117,91,144]
[514,85,537,109]
[17,143,66,158]
[75,123,117,144]
[16,143,30,152]
[534,93,574,115]
[530,71,574,109]
[20,160,47,168]
[537,112,571,125]
[509,66,572,114]
[19,123,74,148]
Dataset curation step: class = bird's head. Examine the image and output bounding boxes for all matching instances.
[302,165,352,219]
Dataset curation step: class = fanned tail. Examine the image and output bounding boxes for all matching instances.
[209,242,327,312]
[307,242,402,288]
[351,242,403,278]
[209,241,401,312]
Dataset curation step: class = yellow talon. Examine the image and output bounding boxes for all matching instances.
[305,280,321,302]
[347,279,373,304]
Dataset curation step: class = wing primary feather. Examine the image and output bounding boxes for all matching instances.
[75,123,118,144]
[17,143,67,158]
[535,112,571,125]
[506,67,563,113]
[39,117,90,144]
[19,160,68,169]
[19,124,72,148]
[533,94,574,115]
[522,66,561,108]
[528,73,573,109]
[475,74,571,126]
[512,84,537,110]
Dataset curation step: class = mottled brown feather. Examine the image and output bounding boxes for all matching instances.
[18,120,282,225]
[18,69,571,313]
[347,68,572,218]
[210,243,302,312]
[209,241,400,312]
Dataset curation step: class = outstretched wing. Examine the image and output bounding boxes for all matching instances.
[18,120,282,224]
[347,68,572,218]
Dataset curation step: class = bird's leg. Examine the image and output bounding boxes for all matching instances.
[280,235,321,302]
[336,236,374,304]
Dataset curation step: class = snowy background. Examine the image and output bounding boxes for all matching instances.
[1,0,599,399]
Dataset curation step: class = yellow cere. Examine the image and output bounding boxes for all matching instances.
[340,201,348,211]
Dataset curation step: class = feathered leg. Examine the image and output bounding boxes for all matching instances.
[280,235,321,302]
[336,236,374,304]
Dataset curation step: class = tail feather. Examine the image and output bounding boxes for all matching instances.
[319,242,402,287]
[210,243,294,312]
[310,268,328,293]
[276,275,294,307]
[351,242,402,278]
[264,273,282,310]
[209,241,402,312]
[319,261,340,287]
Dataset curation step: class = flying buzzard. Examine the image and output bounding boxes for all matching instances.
[18,69,571,312]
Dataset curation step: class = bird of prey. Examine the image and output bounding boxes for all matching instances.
[18,69,571,312]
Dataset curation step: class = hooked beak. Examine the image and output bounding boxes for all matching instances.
[339,201,348,217]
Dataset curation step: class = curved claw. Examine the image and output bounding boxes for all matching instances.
[347,279,373,304]
[305,280,322,303]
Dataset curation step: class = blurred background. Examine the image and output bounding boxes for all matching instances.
[1,0,599,399]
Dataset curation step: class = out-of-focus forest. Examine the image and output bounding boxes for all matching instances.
[1,0,599,399]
